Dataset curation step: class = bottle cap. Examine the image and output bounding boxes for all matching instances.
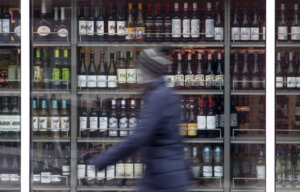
[295,4,299,10]
[184,3,188,11]
[208,52,212,60]
[207,2,212,10]
[218,52,222,60]
[147,3,152,11]
[178,52,182,60]
[199,99,204,107]
[128,3,133,10]
[188,52,192,60]
[174,2,179,10]
[193,3,197,10]
[138,3,142,10]
[290,52,293,61]
[281,3,285,10]
[198,52,202,60]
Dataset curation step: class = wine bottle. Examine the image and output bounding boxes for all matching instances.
[33,48,43,89]
[214,2,223,41]
[56,7,69,41]
[207,99,216,137]
[42,48,51,89]
[116,4,126,42]
[241,52,250,89]
[86,5,95,41]
[205,2,214,41]
[182,2,191,42]
[163,3,172,42]
[50,98,60,138]
[195,52,205,88]
[39,99,50,138]
[278,4,288,41]
[215,52,224,89]
[78,7,87,42]
[174,52,184,89]
[35,0,51,41]
[107,4,116,42]
[197,98,206,138]
[205,52,215,88]
[128,100,137,136]
[287,52,296,88]
[241,7,250,41]
[252,52,261,89]
[10,97,20,138]
[97,51,107,88]
[135,3,145,41]
[12,3,20,42]
[105,145,116,185]
[232,52,240,89]
[127,51,137,89]
[213,146,223,178]
[154,3,163,42]
[61,49,70,89]
[2,1,11,42]
[79,100,88,137]
[119,99,128,137]
[52,49,62,89]
[89,100,99,137]
[87,51,97,89]
[164,53,174,88]
[96,145,105,185]
[251,5,260,41]
[41,144,52,184]
[32,98,39,137]
[99,100,108,137]
[191,147,200,178]
[187,100,197,138]
[95,4,105,41]
[291,4,300,41]
[296,52,300,88]
[172,2,181,41]
[202,145,213,177]
[185,52,194,89]
[124,157,134,186]
[231,4,240,41]
[191,3,200,41]
[60,99,70,138]
[117,52,127,89]
[125,3,135,41]
[78,52,87,89]
[107,52,117,89]
[109,99,118,137]
[86,147,96,185]
[77,147,86,185]
[144,3,154,42]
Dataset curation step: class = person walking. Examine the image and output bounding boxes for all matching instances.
[88,48,190,192]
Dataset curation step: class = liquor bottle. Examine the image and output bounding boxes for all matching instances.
[105,145,116,186]
[195,52,205,89]
[119,100,128,137]
[78,52,87,89]
[241,7,250,41]
[41,145,52,184]
[191,147,200,178]
[294,152,300,188]
[117,52,127,89]
[56,7,69,41]
[144,3,154,42]
[163,3,172,42]
[99,100,108,137]
[185,52,194,89]
[127,52,137,89]
[174,52,184,89]
[256,149,265,180]
[116,4,125,42]
[96,145,105,185]
[292,4,300,41]
[287,52,296,88]
[13,3,21,42]
[89,100,99,137]
[86,147,96,185]
[124,157,134,186]
[135,3,145,41]
[278,4,288,41]
[125,3,135,41]
[2,1,11,42]
[33,49,43,89]
[78,7,87,41]
[128,100,137,136]
[107,4,116,42]
[252,52,261,89]
[60,99,69,138]
[205,52,215,88]
[85,5,95,41]
[214,2,223,41]
[77,147,86,185]
[250,5,260,41]
[115,159,124,186]
[42,48,51,89]
[207,99,216,135]
[39,99,50,137]
[215,52,224,89]
[191,3,200,41]
[187,100,197,138]
[172,2,181,41]
[276,52,283,89]
[32,98,39,137]
[205,2,214,41]
[164,54,174,88]
[285,152,294,188]
[214,146,223,177]
[109,99,118,137]
[35,0,51,41]
[97,51,107,88]
[154,3,163,42]
[50,98,60,138]
[296,52,300,88]
[87,52,97,89]
[182,3,191,42]
[241,52,250,89]
[232,4,240,41]
[108,52,117,89]
[10,97,20,138]
[52,49,61,89]
[79,100,88,137]
[95,4,105,41]
[62,49,70,89]
[197,98,206,138]
[202,145,213,177]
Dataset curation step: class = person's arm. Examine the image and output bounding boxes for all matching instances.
[89,91,164,169]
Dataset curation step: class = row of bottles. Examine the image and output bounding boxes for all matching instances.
[32,96,70,138]
[77,144,143,186]
[78,1,223,42]
[32,143,70,186]
[33,47,71,90]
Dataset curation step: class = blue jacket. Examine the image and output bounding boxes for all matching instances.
[90,77,190,192]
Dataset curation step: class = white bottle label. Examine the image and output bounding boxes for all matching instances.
[185,74,195,87]
[37,26,50,37]
[214,27,224,40]
[1,174,9,181]
[134,163,143,178]
[79,21,87,35]
[51,174,61,182]
[137,69,143,84]
[278,26,288,40]
[117,69,127,83]
[33,116,39,131]
[77,164,86,178]
[89,117,98,131]
[87,75,97,88]
[205,75,215,87]
[215,74,224,88]
[87,165,96,179]
[14,26,21,37]
[291,26,300,40]
[197,116,206,130]
[174,74,184,87]
[297,77,300,88]
[230,113,238,127]
[107,75,117,88]
[231,27,240,40]
[50,117,60,132]
[205,19,214,38]
[191,19,200,38]
[109,117,118,136]
[256,166,265,179]
[195,74,205,87]
[57,28,68,38]
[172,19,181,38]
[125,163,134,178]
[117,21,126,36]
[61,117,70,132]
[106,165,115,180]
[214,166,223,177]
[250,27,260,40]
[11,115,20,132]
[127,69,137,84]
[33,174,41,182]
[241,27,251,40]
[182,19,190,38]
[129,117,137,129]
[9,174,19,182]
[97,169,105,180]
[262,26,266,40]
[108,21,116,36]
[79,117,87,131]
[78,75,87,88]
[287,77,296,88]
[2,19,10,33]
[41,172,51,183]
[164,75,175,87]
[99,117,108,131]
[39,117,48,132]
[219,114,225,128]
[276,77,283,88]
[62,165,70,175]
[116,163,125,178]
[119,117,128,136]
[97,75,107,88]
[203,166,213,177]
[96,21,104,36]
[192,166,200,177]
[207,116,216,129]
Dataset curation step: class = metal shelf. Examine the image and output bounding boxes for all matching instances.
[231,90,265,95]
[33,137,70,143]
[0,42,20,47]
[0,186,20,191]
[230,42,265,48]
[32,41,71,47]
[0,138,20,142]
[32,186,70,191]
[276,41,300,47]
[0,89,21,94]
[276,136,300,144]
[276,189,300,192]
[276,90,300,95]
[32,90,71,95]
[77,42,224,48]
[77,186,223,191]
[231,136,265,144]
[231,188,265,192]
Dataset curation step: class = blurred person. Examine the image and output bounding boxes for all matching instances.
[88,48,191,192]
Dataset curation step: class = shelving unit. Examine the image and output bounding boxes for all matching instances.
[230,42,265,48]
[32,42,71,47]
[0,42,20,47]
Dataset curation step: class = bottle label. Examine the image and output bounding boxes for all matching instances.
[203,166,213,177]
[107,75,117,88]
[241,76,249,89]
[287,77,296,88]
[79,116,87,131]
[145,19,154,38]
[205,19,214,38]
[197,116,206,130]
[79,21,87,35]
[78,75,87,88]
[9,174,19,182]
[135,27,145,40]
[191,19,200,38]
[117,69,127,83]
[183,19,191,38]
[164,75,175,87]
[231,27,240,40]
[87,165,96,179]
[109,117,118,136]
[214,27,224,40]
[50,117,60,132]
[41,172,51,183]
[62,68,70,83]
[219,114,225,128]
[2,115,10,132]
[241,27,251,40]
[2,19,10,33]
[11,115,20,132]
[164,20,172,38]
[297,77,300,88]
[61,117,70,132]
[252,76,261,89]
[276,77,283,88]
[154,20,163,39]
[106,165,115,180]
[96,21,104,36]
[97,169,105,180]
[215,114,219,128]
[33,116,39,131]
[256,165,265,179]
[58,28,68,38]
[291,26,300,40]
[125,163,134,178]
[52,68,60,85]
[97,75,107,88]
[99,117,108,131]
[39,117,48,132]
[119,117,128,136]
[87,75,97,88]
[77,164,86,178]
[37,26,51,37]
[230,113,238,127]
[89,117,98,131]
[125,27,135,40]
[108,21,116,36]
[127,69,137,83]
[134,163,143,178]
[185,74,195,87]
[207,116,216,129]
[250,27,260,40]
[62,165,70,175]
[174,74,184,87]
[275,173,283,185]
[172,19,181,38]
[188,123,197,136]
[8,66,17,83]
[205,75,215,87]
[33,174,41,182]
[192,166,200,178]
[278,26,288,40]
[117,21,126,36]
[263,26,266,40]
[14,26,21,37]
[51,174,61,182]
[1,174,9,181]
[179,123,188,136]
[285,173,294,186]
[194,74,205,87]
[215,74,224,88]
[33,66,43,82]
[129,117,137,128]
[214,166,223,177]
[116,163,125,178]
